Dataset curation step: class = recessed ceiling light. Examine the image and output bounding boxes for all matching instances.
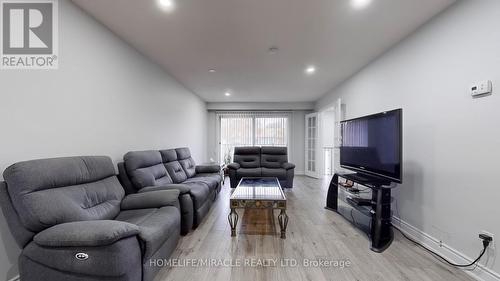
[158,0,175,11]
[305,66,316,75]
[351,0,372,9]
[208,69,216,73]
[225,92,231,97]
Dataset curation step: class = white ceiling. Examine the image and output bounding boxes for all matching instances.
[72,0,455,102]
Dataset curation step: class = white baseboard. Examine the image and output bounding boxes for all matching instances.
[7,275,19,281]
[295,171,305,175]
[393,217,500,281]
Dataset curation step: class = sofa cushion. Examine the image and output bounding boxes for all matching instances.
[261,168,287,180]
[183,182,210,210]
[34,220,139,247]
[227,163,240,170]
[138,184,190,195]
[0,181,35,248]
[194,173,222,183]
[121,190,180,210]
[22,236,142,278]
[261,146,288,155]
[164,161,188,183]
[195,164,221,174]
[234,146,261,155]
[234,155,261,168]
[158,149,190,184]
[117,162,136,195]
[131,164,172,188]
[175,148,197,178]
[233,147,261,168]
[116,206,180,259]
[3,156,124,232]
[185,175,219,193]
[261,146,288,168]
[175,147,192,160]
[159,149,178,162]
[236,168,262,178]
[124,151,173,189]
[178,158,196,178]
[282,162,296,170]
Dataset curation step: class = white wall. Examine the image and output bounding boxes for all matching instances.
[321,110,335,147]
[317,0,500,278]
[0,1,207,279]
[206,106,311,175]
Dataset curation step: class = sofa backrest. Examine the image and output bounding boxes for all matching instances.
[261,146,288,168]
[0,181,35,247]
[175,147,197,178]
[117,162,136,195]
[124,150,173,189]
[2,156,124,233]
[160,149,188,183]
[233,146,261,168]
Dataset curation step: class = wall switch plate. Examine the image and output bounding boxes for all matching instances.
[471,80,492,97]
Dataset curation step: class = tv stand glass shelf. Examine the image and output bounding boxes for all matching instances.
[325,173,396,252]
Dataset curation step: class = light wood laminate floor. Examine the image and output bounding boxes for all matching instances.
[155,176,473,281]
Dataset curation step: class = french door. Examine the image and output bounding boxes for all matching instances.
[305,113,320,178]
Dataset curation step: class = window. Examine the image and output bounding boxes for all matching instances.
[217,112,290,164]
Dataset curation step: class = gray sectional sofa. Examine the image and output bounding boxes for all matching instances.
[0,156,181,281]
[118,147,222,235]
[228,146,295,188]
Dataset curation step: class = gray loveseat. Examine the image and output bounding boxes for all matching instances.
[0,156,181,281]
[228,146,295,188]
[118,147,222,235]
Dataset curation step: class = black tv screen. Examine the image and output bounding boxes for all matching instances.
[340,109,402,183]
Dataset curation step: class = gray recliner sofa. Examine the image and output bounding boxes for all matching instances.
[118,147,221,235]
[228,146,295,188]
[0,156,181,281]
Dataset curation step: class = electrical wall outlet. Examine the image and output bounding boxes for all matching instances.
[480,231,495,249]
[471,80,493,97]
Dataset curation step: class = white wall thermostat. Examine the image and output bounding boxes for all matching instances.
[471,80,492,97]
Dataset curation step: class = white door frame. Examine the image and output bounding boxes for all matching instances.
[318,109,335,176]
[305,113,320,178]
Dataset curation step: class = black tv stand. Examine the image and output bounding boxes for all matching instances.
[342,173,391,187]
[325,173,396,252]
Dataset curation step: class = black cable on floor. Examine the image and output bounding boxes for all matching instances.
[392,198,489,269]
[393,226,488,268]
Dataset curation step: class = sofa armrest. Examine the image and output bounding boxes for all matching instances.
[34,220,139,247]
[282,163,296,170]
[195,164,221,174]
[138,184,190,195]
[121,190,180,210]
[227,163,240,170]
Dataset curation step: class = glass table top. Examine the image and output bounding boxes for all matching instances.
[230,177,286,201]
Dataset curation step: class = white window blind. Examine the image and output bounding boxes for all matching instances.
[217,111,291,164]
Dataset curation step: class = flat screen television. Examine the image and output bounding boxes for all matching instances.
[340,109,402,183]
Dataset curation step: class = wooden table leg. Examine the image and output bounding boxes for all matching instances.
[228,208,238,237]
[278,209,289,239]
